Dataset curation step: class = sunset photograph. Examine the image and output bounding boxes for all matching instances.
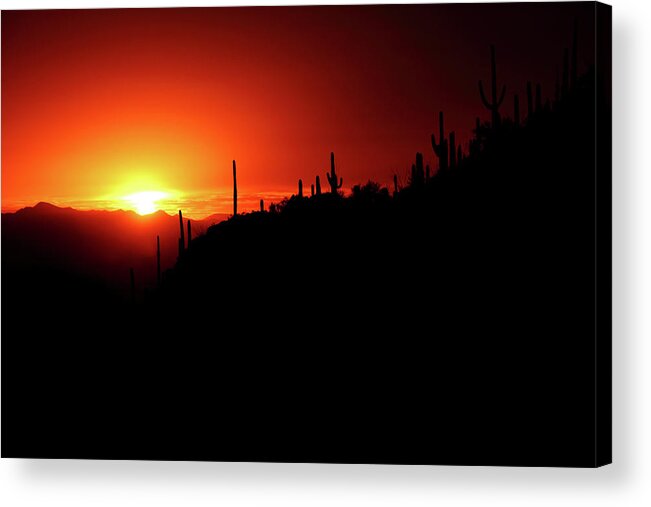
[2,2,611,467]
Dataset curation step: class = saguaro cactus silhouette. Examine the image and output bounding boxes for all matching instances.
[156,235,161,288]
[178,210,184,257]
[232,160,238,216]
[326,152,343,194]
[260,199,264,212]
[310,184,315,197]
[298,179,304,198]
[431,111,448,172]
[187,220,192,247]
[316,175,322,195]
[479,44,506,128]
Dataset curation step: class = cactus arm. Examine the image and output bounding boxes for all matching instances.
[479,80,492,110]
[337,177,343,189]
[431,134,444,158]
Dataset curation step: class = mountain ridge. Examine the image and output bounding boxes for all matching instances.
[2,201,229,294]
[3,201,227,223]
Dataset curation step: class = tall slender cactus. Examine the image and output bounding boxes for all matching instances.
[316,175,322,196]
[260,199,264,212]
[178,210,184,257]
[298,179,303,198]
[478,44,506,128]
[187,220,192,247]
[431,111,448,172]
[232,160,238,216]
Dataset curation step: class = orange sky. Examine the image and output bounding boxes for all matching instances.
[1,5,595,218]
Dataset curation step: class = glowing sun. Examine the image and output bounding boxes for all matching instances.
[124,191,168,215]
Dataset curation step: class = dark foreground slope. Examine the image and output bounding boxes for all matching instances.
[2,68,608,465]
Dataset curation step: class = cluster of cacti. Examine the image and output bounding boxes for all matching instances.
[431,111,465,171]
[431,111,448,172]
[519,81,542,123]
[512,20,578,126]
[326,152,343,194]
[478,44,506,128]
[295,155,341,202]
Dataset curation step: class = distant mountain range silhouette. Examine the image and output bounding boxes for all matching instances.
[2,202,227,292]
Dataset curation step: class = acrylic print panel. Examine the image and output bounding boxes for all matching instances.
[1,2,611,466]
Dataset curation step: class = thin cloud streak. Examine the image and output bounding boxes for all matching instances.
[1,189,296,219]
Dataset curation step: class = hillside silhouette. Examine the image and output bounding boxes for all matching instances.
[2,14,610,466]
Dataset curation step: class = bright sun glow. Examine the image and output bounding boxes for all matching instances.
[124,190,169,215]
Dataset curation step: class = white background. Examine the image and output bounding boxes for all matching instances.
[0,0,649,505]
